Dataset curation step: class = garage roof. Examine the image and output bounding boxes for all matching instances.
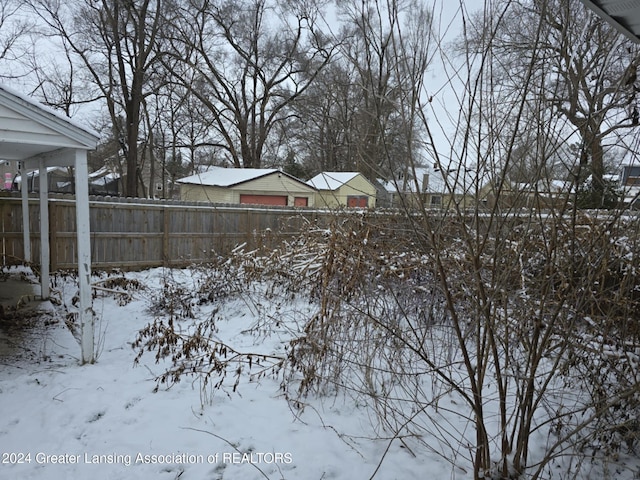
[176,166,314,189]
[177,167,281,187]
[579,0,640,42]
[307,172,361,191]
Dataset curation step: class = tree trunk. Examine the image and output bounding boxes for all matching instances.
[589,133,605,206]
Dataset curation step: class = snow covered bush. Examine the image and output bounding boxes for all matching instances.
[132,225,332,405]
[282,209,640,479]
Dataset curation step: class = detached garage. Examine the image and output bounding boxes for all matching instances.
[307,172,377,209]
[177,167,316,207]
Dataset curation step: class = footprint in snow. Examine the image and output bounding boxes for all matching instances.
[87,410,106,423]
[124,396,141,410]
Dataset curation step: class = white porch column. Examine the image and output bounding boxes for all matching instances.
[38,160,50,299]
[20,165,31,262]
[74,149,94,364]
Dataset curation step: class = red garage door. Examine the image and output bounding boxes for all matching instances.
[347,195,369,208]
[294,197,308,207]
[239,194,288,206]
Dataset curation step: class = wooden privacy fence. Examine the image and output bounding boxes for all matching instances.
[0,194,332,270]
[7,193,533,273]
[4,193,610,272]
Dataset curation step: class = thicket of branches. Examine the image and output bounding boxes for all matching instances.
[130,2,640,478]
[132,208,640,479]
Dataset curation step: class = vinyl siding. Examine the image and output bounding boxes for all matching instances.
[179,184,234,203]
[0,104,85,148]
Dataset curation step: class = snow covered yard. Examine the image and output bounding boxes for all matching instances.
[0,266,445,480]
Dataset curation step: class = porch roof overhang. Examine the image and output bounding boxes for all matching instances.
[579,0,640,43]
[0,83,99,166]
[0,83,99,364]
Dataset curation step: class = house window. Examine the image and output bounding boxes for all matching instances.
[430,195,442,207]
[623,166,640,186]
[294,197,308,207]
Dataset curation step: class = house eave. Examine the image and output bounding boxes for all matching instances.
[0,84,100,154]
[579,0,640,43]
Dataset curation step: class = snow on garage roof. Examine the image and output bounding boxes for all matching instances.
[176,166,312,188]
[177,167,281,187]
[306,172,361,191]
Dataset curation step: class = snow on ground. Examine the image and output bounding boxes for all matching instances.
[2,265,639,480]
[0,267,448,480]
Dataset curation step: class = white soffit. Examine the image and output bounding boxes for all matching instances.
[0,84,99,163]
[579,0,640,43]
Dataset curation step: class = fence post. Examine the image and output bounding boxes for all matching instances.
[163,206,169,266]
[49,201,58,271]
[0,199,5,266]
[246,209,252,248]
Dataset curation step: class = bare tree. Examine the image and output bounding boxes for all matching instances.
[0,0,32,79]
[162,0,334,168]
[338,0,432,180]
[27,0,166,197]
[287,1,640,479]
[287,0,433,185]
[130,2,640,479]
[484,0,640,207]
[287,59,360,173]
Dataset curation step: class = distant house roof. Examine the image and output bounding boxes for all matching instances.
[515,179,575,195]
[176,166,310,188]
[579,0,640,43]
[382,165,486,196]
[88,166,120,186]
[621,164,640,205]
[306,172,361,190]
[13,166,66,184]
[381,167,436,194]
[14,165,119,186]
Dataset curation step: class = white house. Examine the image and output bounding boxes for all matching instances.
[382,165,493,209]
[620,164,640,208]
